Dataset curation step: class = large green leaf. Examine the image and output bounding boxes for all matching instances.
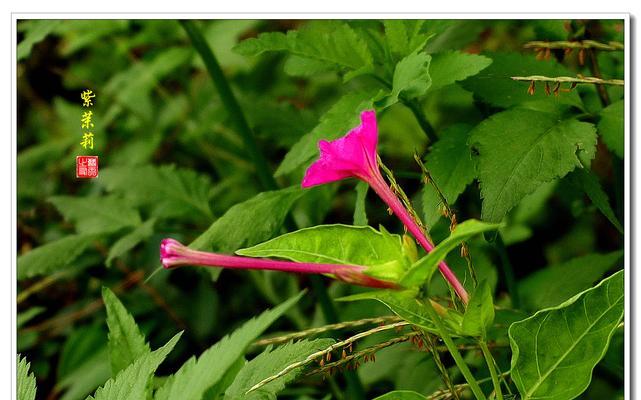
[275,90,377,177]
[383,20,433,59]
[155,292,303,400]
[99,164,214,220]
[509,271,624,400]
[427,51,492,92]
[17,355,37,400]
[469,108,597,223]
[49,195,141,234]
[461,52,583,108]
[190,187,303,280]
[519,251,623,311]
[102,287,150,376]
[87,332,182,400]
[597,99,624,158]
[421,124,476,229]
[225,338,335,399]
[401,219,500,287]
[17,234,97,280]
[234,21,372,73]
[237,224,412,282]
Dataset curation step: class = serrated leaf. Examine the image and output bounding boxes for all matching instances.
[377,51,431,108]
[86,332,181,400]
[275,90,377,177]
[374,390,426,400]
[383,20,433,58]
[597,99,624,158]
[225,338,335,399]
[462,52,583,108]
[237,224,411,282]
[568,168,623,233]
[469,108,597,223]
[99,164,213,220]
[17,234,97,280]
[422,124,476,229]
[401,220,500,287]
[17,355,37,400]
[17,20,62,61]
[190,187,303,280]
[509,271,624,400]
[461,280,494,337]
[428,51,492,92]
[49,195,141,234]
[234,21,372,73]
[155,292,303,400]
[519,251,623,311]
[106,218,156,266]
[102,287,150,376]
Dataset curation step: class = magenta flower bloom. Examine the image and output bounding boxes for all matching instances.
[160,238,398,289]
[302,110,469,304]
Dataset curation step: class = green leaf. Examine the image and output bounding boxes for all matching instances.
[49,196,142,234]
[99,164,214,220]
[17,307,46,329]
[155,292,304,400]
[225,338,335,399]
[401,219,500,287]
[469,108,597,223]
[509,270,624,400]
[17,355,37,400]
[519,251,623,311]
[190,187,303,280]
[428,51,492,92]
[568,168,623,233]
[383,20,433,58]
[17,234,97,280]
[461,280,495,337]
[106,218,156,267]
[17,20,62,61]
[377,51,431,108]
[234,21,373,72]
[353,181,369,226]
[462,52,583,108]
[275,90,377,177]
[374,390,426,400]
[597,99,624,158]
[102,287,150,376]
[422,124,476,229]
[237,224,412,282]
[87,332,182,400]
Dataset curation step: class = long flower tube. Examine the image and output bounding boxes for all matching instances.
[160,238,398,289]
[302,110,469,304]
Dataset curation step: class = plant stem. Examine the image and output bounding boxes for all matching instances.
[511,75,623,86]
[479,340,504,400]
[404,99,438,144]
[179,20,276,190]
[424,299,487,400]
[495,233,520,309]
[523,40,624,51]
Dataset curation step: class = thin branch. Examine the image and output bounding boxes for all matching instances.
[245,321,410,394]
[253,316,402,347]
[511,75,624,86]
[524,40,624,51]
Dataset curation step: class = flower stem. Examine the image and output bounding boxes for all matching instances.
[480,340,504,400]
[368,173,469,304]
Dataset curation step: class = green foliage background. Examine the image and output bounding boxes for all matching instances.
[17,19,624,400]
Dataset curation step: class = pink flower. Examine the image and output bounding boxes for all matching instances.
[160,238,398,289]
[302,110,469,304]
